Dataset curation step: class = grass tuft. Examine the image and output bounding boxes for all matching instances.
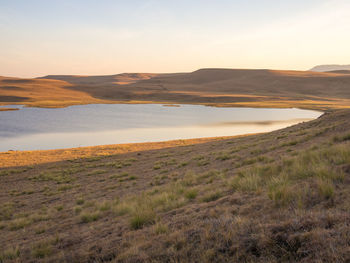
[130,207,156,230]
[154,222,169,234]
[317,179,334,200]
[80,212,100,223]
[76,198,85,205]
[0,246,20,261]
[9,217,32,231]
[202,191,222,202]
[31,242,52,259]
[185,188,198,200]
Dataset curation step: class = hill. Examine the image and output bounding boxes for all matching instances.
[1,109,350,262]
[326,70,350,74]
[1,68,350,262]
[310,64,350,72]
[39,73,158,86]
[0,76,108,108]
[2,68,350,110]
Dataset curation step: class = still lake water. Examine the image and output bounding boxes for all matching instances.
[0,104,322,151]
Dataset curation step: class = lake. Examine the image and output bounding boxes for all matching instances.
[0,104,322,151]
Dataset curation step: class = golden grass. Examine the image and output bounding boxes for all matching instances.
[2,69,350,111]
[1,107,350,261]
[0,136,244,168]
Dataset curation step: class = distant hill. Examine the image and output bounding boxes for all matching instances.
[39,73,159,86]
[2,68,350,110]
[310,64,350,72]
[326,70,350,74]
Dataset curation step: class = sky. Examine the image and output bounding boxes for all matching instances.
[0,0,349,77]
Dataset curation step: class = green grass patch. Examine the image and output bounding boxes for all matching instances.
[0,168,28,177]
[98,201,111,212]
[333,133,350,142]
[9,217,32,231]
[130,208,156,230]
[31,242,52,259]
[0,246,20,261]
[86,169,106,176]
[110,172,129,180]
[0,202,14,220]
[231,144,350,206]
[55,205,63,211]
[76,198,85,205]
[185,188,198,200]
[317,179,334,200]
[80,212,100,223]
[31,170,75,184]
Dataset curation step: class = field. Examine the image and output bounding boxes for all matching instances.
[1,109,350,262]
[2,69,350,110]
[2,0,350,261]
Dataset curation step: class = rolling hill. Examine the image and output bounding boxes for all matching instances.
[1,68,350,110]
[310,64,350,72]
[1,68,350,262]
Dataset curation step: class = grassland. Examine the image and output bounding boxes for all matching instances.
[1,68,350,262]
[0,136,240,168]
[0,76,110,109]
[2,69,350,110]
[1,109,350,262]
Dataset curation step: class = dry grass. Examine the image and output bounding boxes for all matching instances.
[0,136,233,168]
[1,110,350,262]
[2,69,350,112]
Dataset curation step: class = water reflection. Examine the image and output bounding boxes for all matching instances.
[0,104,322,151]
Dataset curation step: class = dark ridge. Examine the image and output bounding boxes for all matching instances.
[326,70,350,74]
[0,86,24,91]
[310,64,350,72]
[0,95,29,102]
[1,79,34,84]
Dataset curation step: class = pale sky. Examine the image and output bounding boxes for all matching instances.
[0,0,349,77]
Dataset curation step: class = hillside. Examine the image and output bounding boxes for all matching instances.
[1,68,350,110]
[310,64,350,72]
[0,76,108,109]
[326,70,350,74]
[1,109,350,262]
[39,73,159,86]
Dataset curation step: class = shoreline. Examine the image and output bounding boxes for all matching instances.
[0,106,325,167]
[2,68,350,114]
[0,99,345,112]
[0,135,253,168]
[0,108,19,111]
